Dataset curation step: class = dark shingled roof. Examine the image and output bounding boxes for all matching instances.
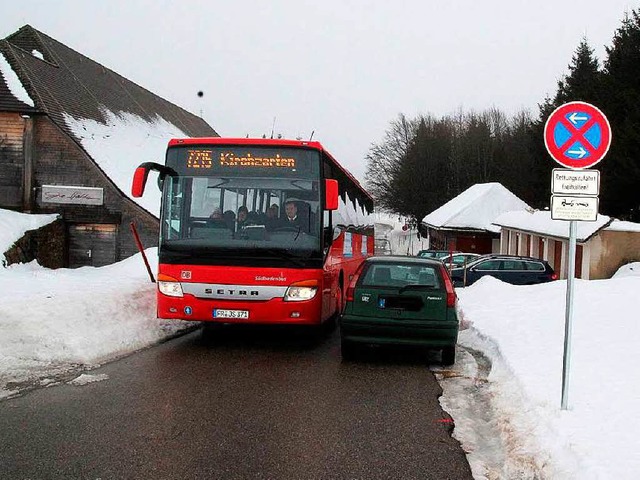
[0,24,217,139]
[0,45,38,113]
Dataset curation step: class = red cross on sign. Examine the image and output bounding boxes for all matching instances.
[544,101,612,169]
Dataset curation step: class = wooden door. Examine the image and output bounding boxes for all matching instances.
[68,224,117,268]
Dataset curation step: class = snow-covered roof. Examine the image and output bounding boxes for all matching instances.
[0,51,35,109]
[605,220,640,233]
[422,183,530,233]
[63,109,188,217]
[493,210,613,242]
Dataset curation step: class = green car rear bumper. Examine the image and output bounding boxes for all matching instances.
[340,314,459,348]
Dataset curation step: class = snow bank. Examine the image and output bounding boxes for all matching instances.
[0,209,59,263]
[454,275,640,479]
[0,248,195,399]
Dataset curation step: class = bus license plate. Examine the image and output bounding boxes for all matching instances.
[213,309,249,319]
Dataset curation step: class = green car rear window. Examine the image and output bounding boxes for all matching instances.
[360,264,442,289]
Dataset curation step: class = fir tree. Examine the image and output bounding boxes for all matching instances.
[600,9,640,220]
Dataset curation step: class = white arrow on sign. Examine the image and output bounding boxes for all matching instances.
[567,146,587,158]
[568,112,588,125]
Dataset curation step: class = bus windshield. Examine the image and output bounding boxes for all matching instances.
[159,146,322,260]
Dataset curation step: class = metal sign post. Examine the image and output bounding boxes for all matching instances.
[561,221,577,410]
[544,101,612,410]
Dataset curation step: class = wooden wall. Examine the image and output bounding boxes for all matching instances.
[589,230,640,279]
[1,113,159,267]
[32,116,159,264]
[0,112,24,207]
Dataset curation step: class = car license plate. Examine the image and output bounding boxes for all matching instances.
[213,309,249,319]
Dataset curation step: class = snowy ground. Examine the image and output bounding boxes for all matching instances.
[437,268,640,479]
[1,209,639,479]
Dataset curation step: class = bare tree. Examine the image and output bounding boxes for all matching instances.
[364,114,419,212]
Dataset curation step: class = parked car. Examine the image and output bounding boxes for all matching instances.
[416,249,459,259]
[339,256,459,365]
[440,252,481,270]
[449,254,558,287]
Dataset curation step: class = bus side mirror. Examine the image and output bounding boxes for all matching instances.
[325,179,338,210]
[132,162,176,197]
[132,166,150,197]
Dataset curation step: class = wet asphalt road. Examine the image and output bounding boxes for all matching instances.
[0,326,473,479]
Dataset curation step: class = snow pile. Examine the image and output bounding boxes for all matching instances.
[449,275,640,479]
[0,209,59,262]
[62,108,189,217]
[68,373,109,386]
[0,51,35,106]
[0,248,195,400]
[612,262,640,278]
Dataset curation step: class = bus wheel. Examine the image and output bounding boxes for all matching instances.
[336,273,344,315]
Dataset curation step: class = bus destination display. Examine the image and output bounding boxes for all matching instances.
[185,149,296,170]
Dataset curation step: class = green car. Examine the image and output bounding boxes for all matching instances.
[339,256,459,365]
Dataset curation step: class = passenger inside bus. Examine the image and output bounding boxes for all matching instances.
[236,206,249,231]
[208,208,228,229]
[223,210,236,230]
[265,204,280,230]
[281,199,310,232]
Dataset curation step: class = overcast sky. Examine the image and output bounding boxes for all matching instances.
[2,1,634,182]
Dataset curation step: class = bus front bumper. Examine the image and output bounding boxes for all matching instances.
[158,293,323,325]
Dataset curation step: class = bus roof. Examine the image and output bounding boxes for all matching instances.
[167,137,373,203]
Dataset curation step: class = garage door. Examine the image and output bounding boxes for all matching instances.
[68,224,117,268]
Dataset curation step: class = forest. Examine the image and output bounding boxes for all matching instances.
[365,9,640,223]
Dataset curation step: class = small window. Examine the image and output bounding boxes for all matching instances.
[360,264,440,288]
[501,260,526,271]
[525,261,545,271]
[475,260,501,271]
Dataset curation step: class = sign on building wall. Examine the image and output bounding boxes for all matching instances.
[41,185,104,206]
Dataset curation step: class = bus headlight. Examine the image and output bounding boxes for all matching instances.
[158,281,183,297]
[284,280,318,302]
[157,274,184,297]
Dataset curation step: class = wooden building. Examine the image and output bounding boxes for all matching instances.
[421,183,530,255]
[0,25,217,267]
[493,210,640,280]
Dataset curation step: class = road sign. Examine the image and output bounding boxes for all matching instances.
[544,101,612,169]
[551,195,599,221]
[551,169,600,196]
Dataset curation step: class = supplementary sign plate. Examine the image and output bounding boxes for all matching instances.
[551,195,598,222]
[551,169,600,196]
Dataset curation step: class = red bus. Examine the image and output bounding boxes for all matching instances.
[132,138,374,329]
